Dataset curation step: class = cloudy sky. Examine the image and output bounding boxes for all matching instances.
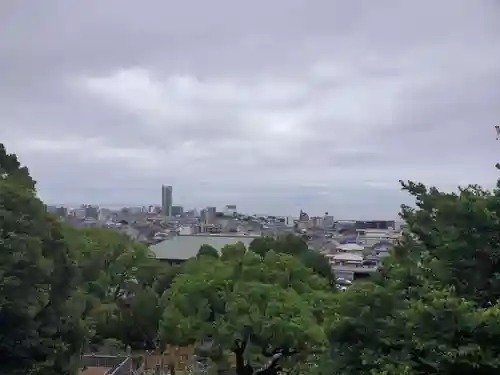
[1,0,500,218]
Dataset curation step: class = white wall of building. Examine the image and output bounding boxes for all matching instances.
[224,205,237,216]
[178,225,195,235]
[285,216,295,227]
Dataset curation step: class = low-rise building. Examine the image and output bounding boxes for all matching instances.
[371,240,392,258]
[356,229,396,247]
[171,205,184,216]
[149,234,257,263]
[336,243,365,256]
[284,216,295,227]
[327,252,363,266]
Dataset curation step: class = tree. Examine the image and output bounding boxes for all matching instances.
[250,234,308,257]
[395,179,500,307]
[69,227,167,351]
[248,236,275,257]
[197,244,220,259]
[249,235,334,285]
[327,173,500,375]
[0,143,35,190]
[299,250,336,286]
[328,280,500,375]
[0,145,86,375]
[160,246,334,375]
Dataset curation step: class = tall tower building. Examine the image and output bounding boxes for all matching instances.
[161,185,173,216]
[206,206,216,224]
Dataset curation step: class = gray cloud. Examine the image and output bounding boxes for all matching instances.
[1,0,500,218]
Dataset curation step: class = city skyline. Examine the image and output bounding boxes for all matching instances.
[2,0,500,219]
[44,202,402,221]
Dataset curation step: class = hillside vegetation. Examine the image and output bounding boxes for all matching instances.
[2,142,500,375]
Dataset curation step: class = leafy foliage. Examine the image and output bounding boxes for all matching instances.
[327,175,500,375]
[0,143,36,190]
[249,234,335,284]
[6,140,500,375]
[197,243,220,259]
[0,146,85,375]
[67,227,172,351]
[160,246,334,375]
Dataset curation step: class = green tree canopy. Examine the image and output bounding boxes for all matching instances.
[249,234,334,284]
[160,245,334,375]
[394,179,500,307]
[197,244,220,259]
[327,174,500,375]
[0,143,35,190]
[67,227,168,351]
[0,144,86,374]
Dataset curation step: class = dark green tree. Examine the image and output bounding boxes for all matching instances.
[0,143,35,190]
[249,235,334,284]
[248,236,275,257]
[0,144,86,375]
[328,172,500,375]
[395,179,500,307]
[68,227,167,351]
[160,245,334,375]
[197,244,220,259]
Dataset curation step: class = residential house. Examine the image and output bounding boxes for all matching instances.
[371,240,392,258]
[326,252,363,266]
[336,243,365,257]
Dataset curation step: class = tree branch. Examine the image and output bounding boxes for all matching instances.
[256,348,297,374]
[234,337,248,352]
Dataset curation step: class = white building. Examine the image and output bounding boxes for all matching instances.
[322,214,335,229]
[224,205,237,216]
[178,225,195,235]
[285,216,295,227]
[73,207,86,219]
[326,252,363,266]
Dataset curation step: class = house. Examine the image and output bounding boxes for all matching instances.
[336,243,365,256]
[371,240,392,258]
[339,234,358,244]
[327,252,363,266]
[319,239,340,254]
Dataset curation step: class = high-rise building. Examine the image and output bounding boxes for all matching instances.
[55,206,68,218]
[83,204,99,219]
[200,206,217,225]
[161,185,173,216]
[46,205,58,213]
[206,206,216,224]
[200,208,207,223]
[322,212,335,229]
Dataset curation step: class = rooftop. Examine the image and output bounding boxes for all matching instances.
[337,243,364,252]
[149,234,256,260]
[328,253,363,261]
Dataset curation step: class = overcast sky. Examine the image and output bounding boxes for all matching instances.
[1,0,500,218]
